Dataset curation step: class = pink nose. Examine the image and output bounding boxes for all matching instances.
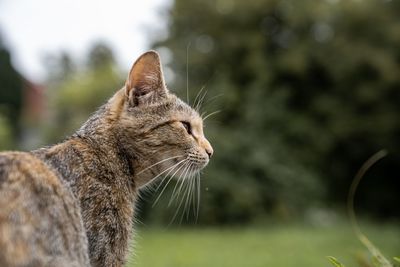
[205,147,213,158]
[202,139,213,159]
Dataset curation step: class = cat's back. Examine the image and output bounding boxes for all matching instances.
[0,152,90,267]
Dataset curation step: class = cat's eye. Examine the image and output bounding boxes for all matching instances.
[181,121,192,135]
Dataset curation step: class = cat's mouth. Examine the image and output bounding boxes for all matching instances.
[188,158,209,172]
[143,152,208,185]
[164,154,208,179]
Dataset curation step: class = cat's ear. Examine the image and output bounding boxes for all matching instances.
[125,50,167,106]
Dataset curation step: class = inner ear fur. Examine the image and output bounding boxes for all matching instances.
[125,50,167,105]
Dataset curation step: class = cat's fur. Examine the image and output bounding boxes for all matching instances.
[0,51,213,267]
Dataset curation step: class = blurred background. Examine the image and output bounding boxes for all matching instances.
[0,0,399,266]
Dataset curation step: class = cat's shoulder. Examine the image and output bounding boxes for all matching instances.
[0,151,61,189]
[0,151,90,267]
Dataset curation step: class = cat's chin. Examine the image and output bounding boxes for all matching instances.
[167,162,206,180]
[165,154,209,177]
[193,160,210,172]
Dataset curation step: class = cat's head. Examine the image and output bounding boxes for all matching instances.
[109,51,213,188]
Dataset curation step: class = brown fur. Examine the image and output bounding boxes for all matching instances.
[0,152,89,267]
[0,51,213,267]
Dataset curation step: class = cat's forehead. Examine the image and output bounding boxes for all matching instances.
[167,94,201,120]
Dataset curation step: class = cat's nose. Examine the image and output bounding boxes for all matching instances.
[206,148,213,159]
[199,137,213,159]
[204,141,213,159]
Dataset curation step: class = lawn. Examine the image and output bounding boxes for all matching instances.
[127,222,399,267]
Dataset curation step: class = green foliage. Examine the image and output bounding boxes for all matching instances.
[327,151,396,267]
[0,113,13,150]
[44,42,123,143]
[149,0,400,224]
[328,252,399,267]
[327,256,346,267]
[0,36,23,139]
[328,255,400,267]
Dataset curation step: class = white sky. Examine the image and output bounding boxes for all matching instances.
[0,0,171,83]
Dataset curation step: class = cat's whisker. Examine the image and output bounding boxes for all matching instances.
[196,173,201,222]
[155,160,189,202]
[174,163,194,205]
[195,89,208,112]
[169,164,194,225]
[183,172,194,220]
[190,173,197,219]
[202,110,221,121]
[190,174,196,218]
[152,157,188,193]
[182,165,196,221]
[179,181,190,222]
[186,42,191,105]
[193,85,207,111]
[180,168,196,223]
[153,166,180,197]
[191,172,198,219]
[200,93,223,111]
[201,109,220,119]
[170,167,189,205]
[152,159,189,206]
[186,177,196,220]
[168,162,193,206]
[197,94,224,117]
[137,155,184,175]
[170,161,194,201]
[193,71,217,110]
[168,168,191,207]
[169,175,190,226]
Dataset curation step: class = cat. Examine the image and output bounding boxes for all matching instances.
[0,51,213,267]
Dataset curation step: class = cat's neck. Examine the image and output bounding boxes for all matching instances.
[38,135,135,190]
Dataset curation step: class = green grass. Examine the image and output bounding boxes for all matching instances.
[127,223,399,267]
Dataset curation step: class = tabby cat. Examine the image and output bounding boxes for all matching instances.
[0,51,213,267]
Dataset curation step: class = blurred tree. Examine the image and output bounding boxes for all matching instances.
[43,52,76,84]
[0,113,13,150]
[87,42,116,69]
[149,0,400,223]
[0,34,23,148]
[44,41,123,143]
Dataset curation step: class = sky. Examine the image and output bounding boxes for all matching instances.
[0,0,171,83]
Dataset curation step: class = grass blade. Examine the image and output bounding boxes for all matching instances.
[327,256,346,267]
